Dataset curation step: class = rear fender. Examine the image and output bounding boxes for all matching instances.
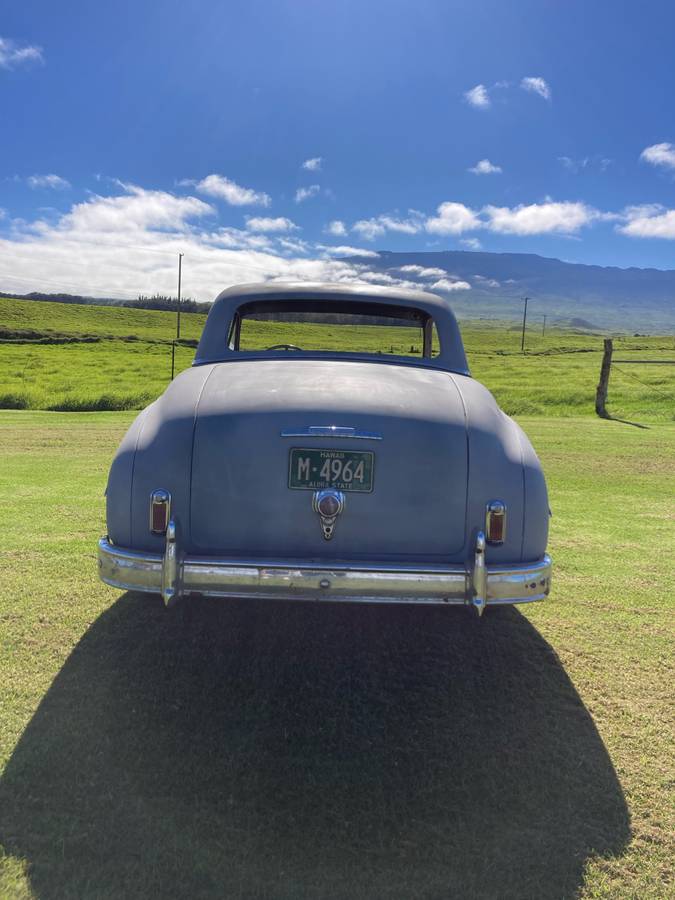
[107,365,215,553]
[451,375,530,564]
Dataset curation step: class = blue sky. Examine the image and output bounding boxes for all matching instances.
[3,0,675,300]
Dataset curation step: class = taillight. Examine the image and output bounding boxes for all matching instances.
[150,489,171,534]
[486,500,506,544]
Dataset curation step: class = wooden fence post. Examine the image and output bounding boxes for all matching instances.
[595,338,613,418]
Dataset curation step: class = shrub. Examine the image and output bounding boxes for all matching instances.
[0,392,31,409]
[48,393,153,412]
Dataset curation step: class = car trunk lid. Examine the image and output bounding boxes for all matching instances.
[189,359,468,562]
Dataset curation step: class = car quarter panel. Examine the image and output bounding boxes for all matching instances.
[448,374,532,565]
[514,420,550,561]
[105,404,150,548]
[106,365,216,553]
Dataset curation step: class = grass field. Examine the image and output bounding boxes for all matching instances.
[0,411,673,898]
[0,296,673,896]
[1,296,674,420]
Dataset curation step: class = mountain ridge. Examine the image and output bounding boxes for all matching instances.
[344,249,675,331]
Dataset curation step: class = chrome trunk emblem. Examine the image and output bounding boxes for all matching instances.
[312,489,345,540]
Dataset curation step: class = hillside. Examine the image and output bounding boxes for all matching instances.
[4,249,675,333]
[345,250,675,332]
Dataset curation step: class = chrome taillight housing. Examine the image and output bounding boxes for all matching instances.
[486,500,506,544]
[150,489,171,534]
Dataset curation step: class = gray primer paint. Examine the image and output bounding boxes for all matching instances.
[106,283,549,565]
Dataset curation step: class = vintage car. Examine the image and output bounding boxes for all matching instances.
[98,283,552,615]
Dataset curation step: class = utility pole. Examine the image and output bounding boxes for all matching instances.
[175,252,184,340]
[542,314,547,337]
[520,296,529,352]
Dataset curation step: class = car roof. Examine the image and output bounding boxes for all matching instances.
[209,281,453,310]
[194,282,470,374]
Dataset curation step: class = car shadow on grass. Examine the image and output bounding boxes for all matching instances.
[0,595,629,899]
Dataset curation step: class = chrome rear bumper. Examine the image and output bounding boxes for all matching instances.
[98,527,551,616]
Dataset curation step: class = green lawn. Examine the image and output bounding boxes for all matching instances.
[1,296,674,420]
[0,297,673,895]
[0,411,673,898]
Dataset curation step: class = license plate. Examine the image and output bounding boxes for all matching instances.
[288,448,374,492]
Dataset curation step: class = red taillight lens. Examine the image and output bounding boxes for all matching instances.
[150,490,171,534]
[486,500,506,544]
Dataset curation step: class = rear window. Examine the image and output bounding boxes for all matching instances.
[228,300,440,358]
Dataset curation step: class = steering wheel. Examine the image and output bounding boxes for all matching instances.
[265,343,303,351]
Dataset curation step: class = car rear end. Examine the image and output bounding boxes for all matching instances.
[99,283,551,615]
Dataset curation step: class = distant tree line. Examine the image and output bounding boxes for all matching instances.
[0,290,118,306]
[125,294,208,312]
[0,290,212,313]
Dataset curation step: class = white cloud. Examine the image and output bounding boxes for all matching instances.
[324,219,347,237]
[640,142,675,171]
[317,245,380,258]
[27,174,70,190]
[430,278,471,292]
[301,157,323,172]
[460,238,482,250]
[398,265,447,278]
[468,159,502,175]
[559,155,613,174]
[204,227,275,251]
[378,215,422,234]
[558,156,588,173]
[245,216,299,233]
[194,174,271,207]
[0,36,43,70]
[464,84,490,108]
[520,76,551,100]
[463,76,551,110]
[349,270,420,292]
[277,237,310,254]
[617,204,675,238]
[5,180,655,305]
[474,274,500,288]
[350,219,384,240]
[45,183,215,234]
[352,213,423,241]
[0,185,416,302]
[483,200,597,235]
[425,202,481,235]
[294,184,320,203]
